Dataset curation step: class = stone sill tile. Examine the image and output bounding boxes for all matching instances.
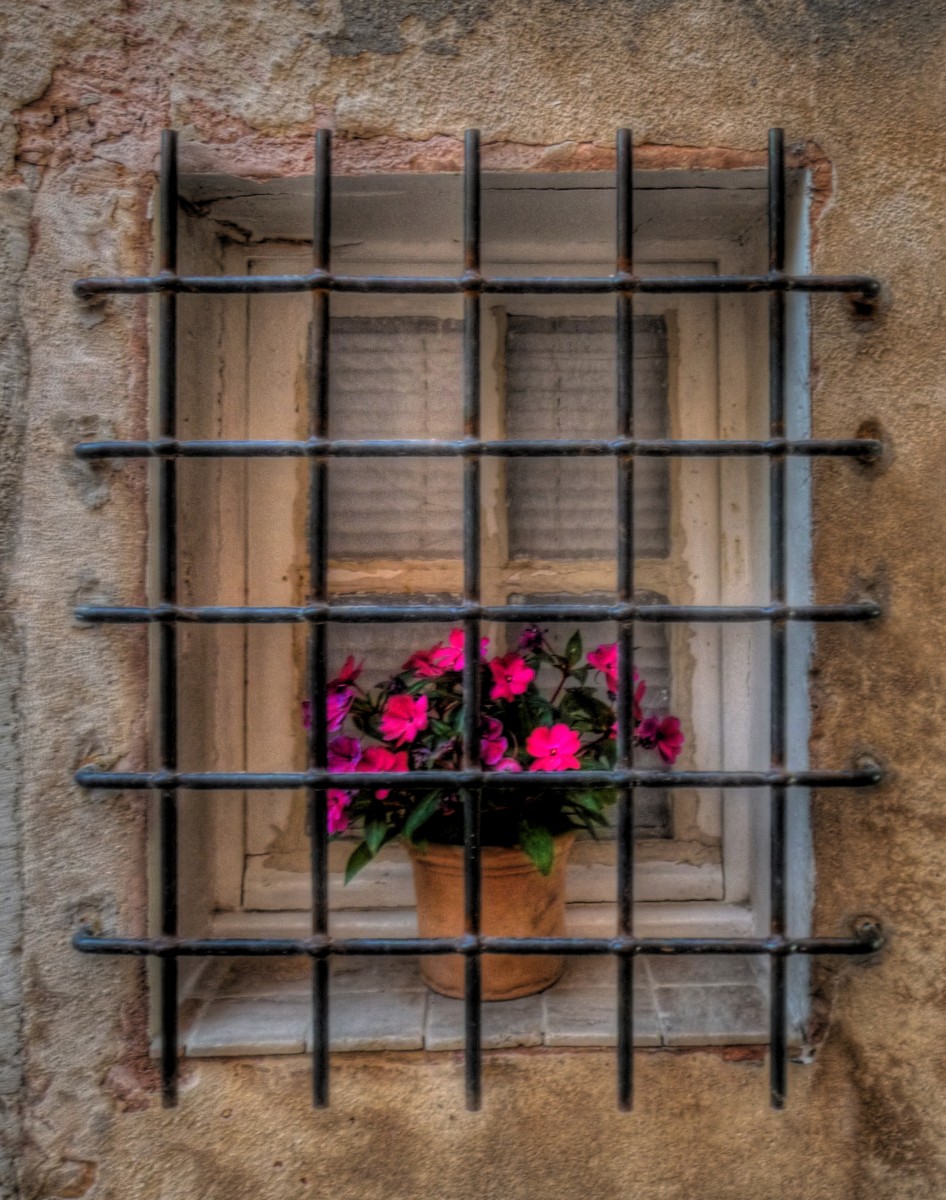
[182,955,769,1058]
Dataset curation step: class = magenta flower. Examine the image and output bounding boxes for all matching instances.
[357,745,408,799]
[304,656,364,733]
[587,643,618,694]
[480,715,509,767]
[328,692,354,732]
[327,789,353,835]
[432,628,489,674]
[518,625,546,653]
[403,645,447,678]
[336,655,363,687]
[328,735,362,772]
[488,653,535,702]
[526,724,582,772]
[303,694,355,735]
[379,693,429,746]
[637,715,685,765]
[495,757,523,773]
[587,644,646,716]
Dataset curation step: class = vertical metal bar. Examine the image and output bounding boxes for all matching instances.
[767,127,788,1110]
[615,127,636,1111]
[307,128,332,1108]
[156,129,179,1108]
[461,128,483,1112]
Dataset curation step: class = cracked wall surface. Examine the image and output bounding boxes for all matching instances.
[2,1,946,1197]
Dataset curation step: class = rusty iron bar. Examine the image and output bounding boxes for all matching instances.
[307,127,332,1108]
[460,128,484,1111]
[154,129,180,1109]
[74,764,883,791]
[74,436,883,460]
[75,601,882,624]
[615,126,636,1111]
[74,270,880,299]
[73,929,885,958]
[768,127,789,1110]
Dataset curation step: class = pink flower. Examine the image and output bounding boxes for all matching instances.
[379,693,429,746]
[335,655,363,687]
[304,693,354,735]
[587,645,646,716]
[328,736,361,772]
[327,789,353,835]
[357,745,408,799]
[304,656,364,733]
[518,625,546,653]
[403,645,447,678]
[526,724,582,772]
[495,757,523,773]
[480,715,509,767]
[488,653,535,702]
[637,715,685,765]
[587,644,618,694]
[328,656,364,730]
[431,628,489,674]
[326,691,353,732]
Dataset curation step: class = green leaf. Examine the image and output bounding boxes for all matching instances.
[518,821,555,876]
[565,630,583,669]
[561,790,612,833]
[570,791,604,816]
[404,792,443,842]
[344,841,375,884]
[520,690,553,727]
[574,812,600,839]
[557,689,604,731]
[365,819,388,855]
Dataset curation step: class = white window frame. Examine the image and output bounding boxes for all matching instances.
[174,168,808,953]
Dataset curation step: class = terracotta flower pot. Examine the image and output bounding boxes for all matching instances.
[408,832,576,1001]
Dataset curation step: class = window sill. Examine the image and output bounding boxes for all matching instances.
[242,839,724,911]
[179,954,769,1058]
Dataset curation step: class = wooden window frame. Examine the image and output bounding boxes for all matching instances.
[174,171,791,948]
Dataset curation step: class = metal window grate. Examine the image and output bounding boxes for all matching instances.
[71,127,885,1113]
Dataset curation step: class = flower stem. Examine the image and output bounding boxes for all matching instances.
[549,667,569,706]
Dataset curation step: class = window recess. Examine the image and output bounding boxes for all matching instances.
[72,128,884,1114]
[226,240,726,920]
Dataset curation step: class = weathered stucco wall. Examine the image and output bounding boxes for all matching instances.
[3,1,946,1196]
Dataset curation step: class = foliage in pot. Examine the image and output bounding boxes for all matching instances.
[303,625,683,996]
[305,625,684,873]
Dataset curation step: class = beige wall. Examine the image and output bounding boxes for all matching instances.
[3,1,946,1196]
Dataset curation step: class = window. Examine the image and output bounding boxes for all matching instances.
[185,171,749,928]
[72,128,883,1112]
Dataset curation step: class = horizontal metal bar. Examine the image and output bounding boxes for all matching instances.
[74,436,882,462]
[75,764,883,790]
[74,270,881,300]
[72,930,884,958]
[75,601,881,624]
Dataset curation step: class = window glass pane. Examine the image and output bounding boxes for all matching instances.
[329,596,456,686]
[328,317,462,558]
[505,315,669,560]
